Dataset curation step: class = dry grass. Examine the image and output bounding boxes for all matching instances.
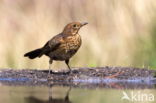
[0,0,156,70]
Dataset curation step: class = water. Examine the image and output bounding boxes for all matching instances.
[0,76,156,103]
[0,85,156,103]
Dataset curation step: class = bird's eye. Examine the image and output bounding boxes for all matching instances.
[73,24,77,28]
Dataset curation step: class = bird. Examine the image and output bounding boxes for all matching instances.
[24,22,88,74]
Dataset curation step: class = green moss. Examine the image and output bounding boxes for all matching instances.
[88,63,97,67]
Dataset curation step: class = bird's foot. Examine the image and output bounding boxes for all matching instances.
[48,70,53,75]
[71,69,79,74]
[47,70,71,75]
[62,70,71,75]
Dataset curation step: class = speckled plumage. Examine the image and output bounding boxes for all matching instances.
[24,22,88,73]
[47,33,81,61]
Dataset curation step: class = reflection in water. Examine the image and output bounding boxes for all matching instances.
[0,85,156,103]
[25,86,71,103]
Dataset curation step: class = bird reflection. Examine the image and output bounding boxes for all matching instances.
[25,86,71,103]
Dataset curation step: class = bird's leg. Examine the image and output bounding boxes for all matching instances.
[65,59,71,72]
[49,59,53,74]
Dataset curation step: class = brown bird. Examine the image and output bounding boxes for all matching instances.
[24,22,88,74]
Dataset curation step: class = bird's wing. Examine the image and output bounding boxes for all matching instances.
[38,33,65,57]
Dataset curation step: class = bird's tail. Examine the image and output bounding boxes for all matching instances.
[24,48,42,59]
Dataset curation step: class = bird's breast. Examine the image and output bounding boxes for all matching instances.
[65,34,82,51]
[49,34,81,60]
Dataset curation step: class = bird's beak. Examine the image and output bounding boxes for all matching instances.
[81,22,88,27]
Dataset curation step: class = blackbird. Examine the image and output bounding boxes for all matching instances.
[24,22,88,74]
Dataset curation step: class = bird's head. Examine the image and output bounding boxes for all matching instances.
[62,22,88,35]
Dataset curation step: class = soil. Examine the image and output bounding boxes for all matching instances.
[0,66,156,89]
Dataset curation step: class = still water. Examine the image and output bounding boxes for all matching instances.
[0,85,156,103]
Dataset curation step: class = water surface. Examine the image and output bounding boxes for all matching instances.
[0,85,155,103]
